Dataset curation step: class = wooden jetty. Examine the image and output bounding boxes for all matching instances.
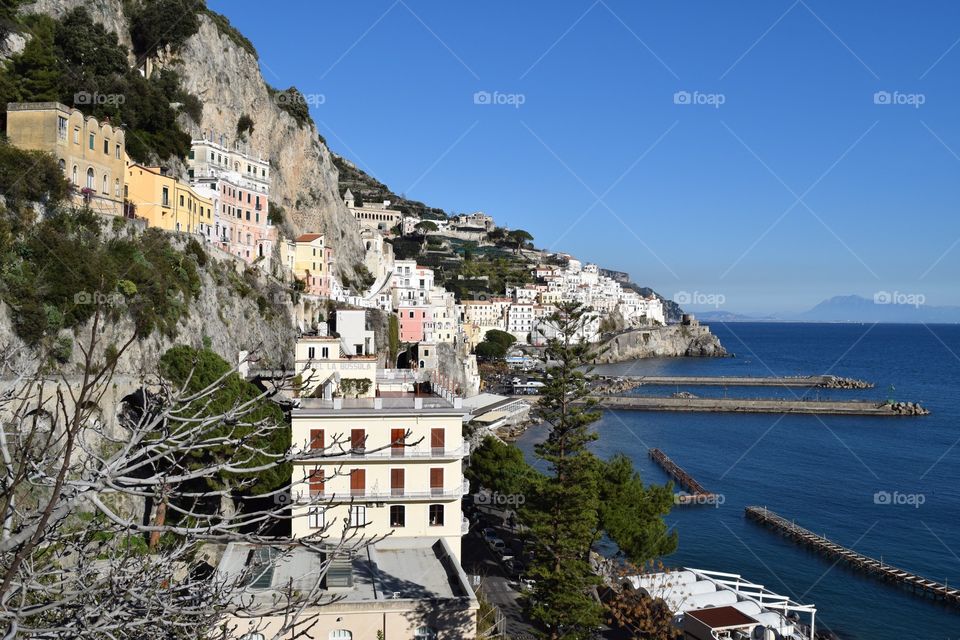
[611,374,872,389]
[593,395,929,416]
[746,506,960,608]
[649,448,716,505]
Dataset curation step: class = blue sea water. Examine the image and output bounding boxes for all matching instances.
[514,322,960,640]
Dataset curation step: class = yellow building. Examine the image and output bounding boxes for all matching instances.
[125,163,213,234]
[5,102,126,216]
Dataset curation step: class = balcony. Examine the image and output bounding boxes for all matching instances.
[296,480,469,503]
[305,442,470,462]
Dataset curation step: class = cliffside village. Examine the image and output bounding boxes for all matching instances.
[6,103,817,640]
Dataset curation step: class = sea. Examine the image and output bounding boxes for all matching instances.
[514,322,960,640]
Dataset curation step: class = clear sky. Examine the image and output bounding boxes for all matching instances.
[208,0,960,314]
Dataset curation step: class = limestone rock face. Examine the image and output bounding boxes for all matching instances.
[18,2,366,282]
[594,325,727,363]
[165,17,365,281]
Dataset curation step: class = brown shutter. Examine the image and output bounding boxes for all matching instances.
[391,429,406,456]
[310,429,324,450]
[351,429,366,452]
[430,468,443,494]
[309,469,324,495]
[431,428,445,452]
[350,469,365,496]
[391,469,405,496]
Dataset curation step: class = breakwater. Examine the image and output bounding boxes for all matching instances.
[746,506,960,608]
[648,448,716,505]
[591,395,929,416]
[598,374,872,389]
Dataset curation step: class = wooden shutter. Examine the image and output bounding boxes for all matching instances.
[431,428,445,452]
[350,469,365,495]
[309,469,324,495]
[391,429,406,456]
[351,429,366,451]
[391,468,404,496]
[430,468,443,494]
[309,429,324,450]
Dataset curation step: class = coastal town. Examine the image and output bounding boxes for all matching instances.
[0,3,950,640]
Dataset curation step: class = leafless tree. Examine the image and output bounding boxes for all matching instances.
[0,302,391,639]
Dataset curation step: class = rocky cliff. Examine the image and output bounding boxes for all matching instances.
[594,325,727,363]
[20,0,366,282]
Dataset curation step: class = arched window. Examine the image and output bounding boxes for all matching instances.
[72,165,78,183]
[102,174,108,194]
[114,178,120,197]
[414,627,437,640]
[85,167,94,189]
[329,631,352,640]
[58,159,65,171]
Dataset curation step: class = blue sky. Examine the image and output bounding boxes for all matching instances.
[209,0,960,313]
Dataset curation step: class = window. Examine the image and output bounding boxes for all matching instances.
[179,194,185,207]
[391,429,406,456]
[429,504,444,526]
[351,429,366,453]
[390,505,405,527]
[430,429,445,454]
[58,159,65,171]
[85,168,94,189]
[390,469,404,497]
[321,347,329,358]
[307,347,315,359]
[89,133,95,150]
[102,174,108,194]
[72,165,78,183]
[348,505,366,527]
[73,127,80,144]
[350,469,365,496]
[114,178,120,197]
[103,139,109,154]
[308,507,325,529]
[57,116,67,140]
[309,429,324,450]
[329,631,352,640]
[162,186,170,207]
[414,628,437,640]
[430,468,443,495]
[308,469,324,496]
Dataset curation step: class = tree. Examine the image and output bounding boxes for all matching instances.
[524,302,604,639]
[236,113,255,140]
[0,299,377,638]
[483,329,516,350]
[507,229,534,254]
[474,340,506,361]
[415,220,438,233]
[129,0,201,56]
[603,580,680,640]
[466,436,539,497]
[596,454,677,564]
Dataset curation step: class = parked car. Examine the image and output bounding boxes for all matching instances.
[481,528,497,542]
[488,538,506,553]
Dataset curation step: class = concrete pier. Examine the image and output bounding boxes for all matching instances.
[604,374,872,388]
[592,395,929,416]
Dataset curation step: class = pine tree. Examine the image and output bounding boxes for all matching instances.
[524,302,604,639]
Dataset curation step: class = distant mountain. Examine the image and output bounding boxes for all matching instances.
[796,295,960,323]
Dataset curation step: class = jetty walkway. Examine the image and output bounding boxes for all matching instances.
[592,395,928,416]
[746,506,960,607]
[606,374,872,388]
[649,448,716,505]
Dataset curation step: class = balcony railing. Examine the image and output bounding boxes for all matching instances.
[305,442,470,462]
[295,480,469,503]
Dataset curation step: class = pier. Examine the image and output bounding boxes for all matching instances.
[746,506,960,608]
[649,448,716,505]
[606,374,872,389]
[592,395,929,416]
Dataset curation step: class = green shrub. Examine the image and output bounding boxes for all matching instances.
[203,8,257,58]
[268,85,313,128]
[129,0,201,56]
[51,335,72,363]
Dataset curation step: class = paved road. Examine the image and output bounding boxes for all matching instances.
[462,509,537,639]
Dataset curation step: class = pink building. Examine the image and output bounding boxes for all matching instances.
[398,305,432,342]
